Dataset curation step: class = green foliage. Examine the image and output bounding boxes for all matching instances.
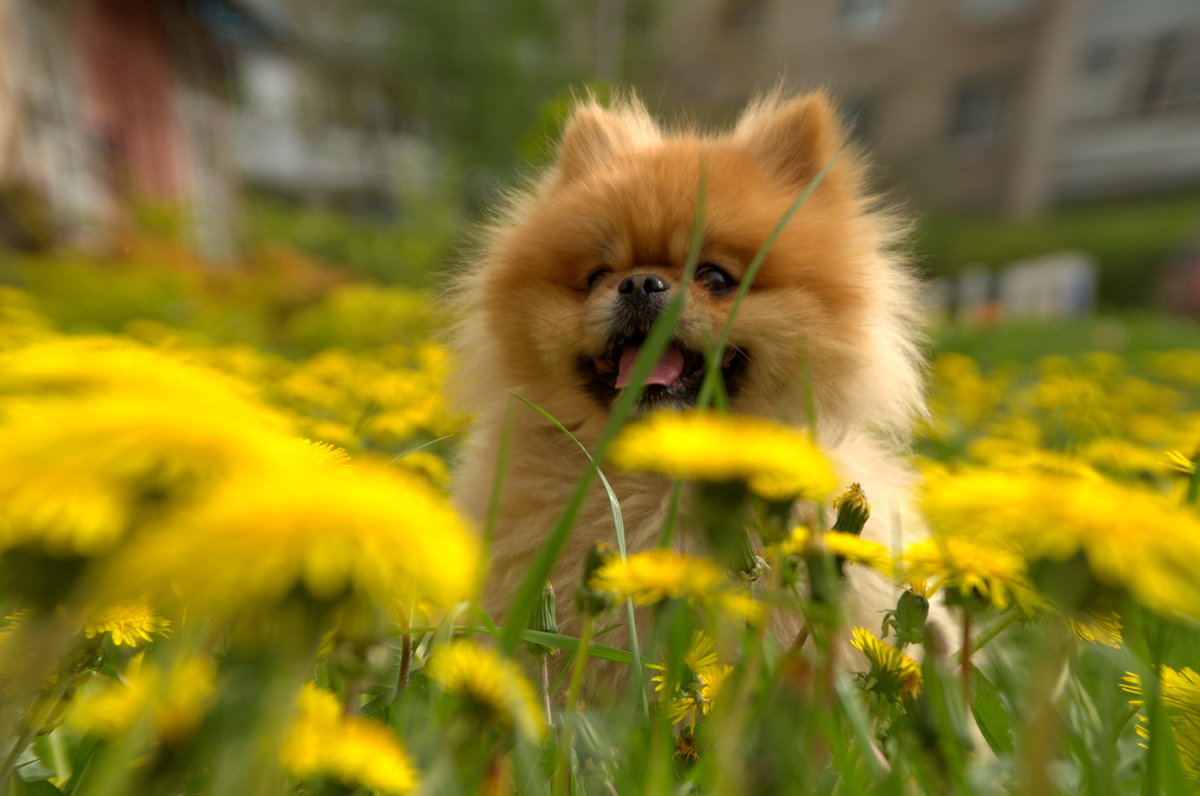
[0,232,448,357]
[359,0,587,206]
[285,284,440,355]
[915,189,1200,308]
[243,194,459,289]
[933,313,1200,369]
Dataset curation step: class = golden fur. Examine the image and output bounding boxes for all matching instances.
[449,91,928,638]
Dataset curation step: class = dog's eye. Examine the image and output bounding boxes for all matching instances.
[695,264,736,296]
[586,267,613,291]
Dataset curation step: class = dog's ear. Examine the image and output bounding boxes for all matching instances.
[555,98,658,185]
[734,92,844,188]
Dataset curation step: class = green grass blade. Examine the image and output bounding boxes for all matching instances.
[697,152,840,410]
[498,164,710,655]
[385,434,455,464]
[511,394,647,709]
[402,625,637,666]
[472,399,516,619]
[655,480,685,549]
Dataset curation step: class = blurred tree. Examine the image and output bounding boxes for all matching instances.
[359,0,588,207]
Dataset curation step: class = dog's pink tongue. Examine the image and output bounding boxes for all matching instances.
[614,344,685,390]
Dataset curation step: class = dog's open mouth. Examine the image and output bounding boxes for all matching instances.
[580,335,748,409]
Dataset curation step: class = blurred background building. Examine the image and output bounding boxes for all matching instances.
[1,0,1199,313]
[655,0,1200,215]
[0,0,283,255]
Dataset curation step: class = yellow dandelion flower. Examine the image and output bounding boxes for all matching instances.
[920,467,1200,619]
[901,536,1038,612]
[392,449,450,487]
[297,440,351,467]
[425,640,544,742]
[591,550,725,604]
[0,337,280,421]
[69,656,215,744]
[106,462,477,614]
[965,439,1100,480]
[648,632,719,685]
[282,684,419,795]
[768,525,812,558]
[84,602,171,647]
[712,590,766,624]
[0,388,295,558]
[648,632,731,726]
[589,549,763,622]
[1144,350,1200,387]
[851,627,921,700]
[905,579,931,599]
[663,665,733,726]
[1065,610,1123,649]
[823,532,894,577]
[1121,667,1200,779]
[1080,438,1174,477]
[1166,450,1197,475]
[610,411,839,501]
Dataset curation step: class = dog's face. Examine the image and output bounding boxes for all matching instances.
[463,93,922,436]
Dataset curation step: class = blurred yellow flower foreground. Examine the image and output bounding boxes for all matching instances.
[0,334,479,792]
[610,410,840,500]
[0,337,477,618]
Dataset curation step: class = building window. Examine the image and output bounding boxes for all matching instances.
[839,0,896,39]
[1135,33,1200,111]
[950,79,1006,146]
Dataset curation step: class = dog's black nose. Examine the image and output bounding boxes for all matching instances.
[618,274,669,295]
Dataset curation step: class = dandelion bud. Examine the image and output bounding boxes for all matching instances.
[526,581,558,657]
[675,727,701,764]
[832,483,870,536]
[575,542,615,616]
[881,586,929,650]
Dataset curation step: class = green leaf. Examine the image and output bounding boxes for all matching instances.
[14,743,54,783]
[12,778,65,795]
[402,625,637,666]
[970,665,1014,756]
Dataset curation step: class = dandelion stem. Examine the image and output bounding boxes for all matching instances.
[953,608,1019,658]
[554,613,595,796]
[655,479,684,549]
[789,621,811,655]
[343,679,361,716]
[475,400,515,615]
[1109,703,1141,748]
[397,631,413,695]
[960,612,973,704]
[1018,625,1069,796]
[541,657,553,727]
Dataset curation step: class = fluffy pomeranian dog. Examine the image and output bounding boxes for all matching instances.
[450,91,926,635]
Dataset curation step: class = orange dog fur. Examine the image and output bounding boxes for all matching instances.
[449,91,927,639]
